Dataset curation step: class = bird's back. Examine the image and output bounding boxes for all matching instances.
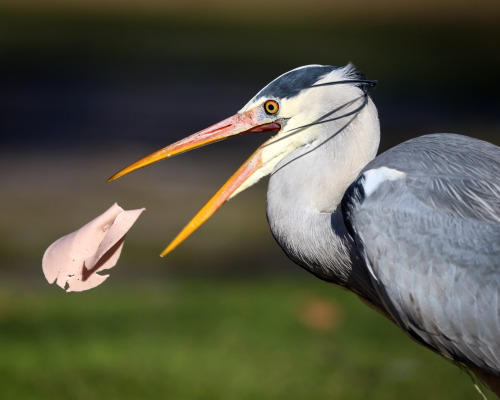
[342,133,500,378]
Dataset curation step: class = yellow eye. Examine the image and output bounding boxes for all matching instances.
[264,100,279,115]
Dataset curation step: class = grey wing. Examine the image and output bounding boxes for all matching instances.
[342,133,500,373]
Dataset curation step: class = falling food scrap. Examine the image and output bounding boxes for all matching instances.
[42,203,145,292]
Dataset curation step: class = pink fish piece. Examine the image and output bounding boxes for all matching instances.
[42,203,145,292]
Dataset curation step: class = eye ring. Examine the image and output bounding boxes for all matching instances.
[264,100,279,115]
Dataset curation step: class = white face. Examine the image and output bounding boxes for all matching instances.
[229,64,371,198]
[240,64,368,137]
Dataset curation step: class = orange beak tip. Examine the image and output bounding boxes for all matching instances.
[106,169,128,183]
[159,242,176,258]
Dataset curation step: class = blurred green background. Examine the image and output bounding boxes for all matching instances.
[1,0,499,398]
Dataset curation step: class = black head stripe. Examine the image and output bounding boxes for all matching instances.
[311,79,377,89]
[255,66,341,100]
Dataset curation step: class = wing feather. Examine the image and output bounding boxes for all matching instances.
[342,133,500,373]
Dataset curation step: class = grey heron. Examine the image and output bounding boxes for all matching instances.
[108,65,500,395]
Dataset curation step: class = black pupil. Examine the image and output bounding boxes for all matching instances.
[267,102,275,112]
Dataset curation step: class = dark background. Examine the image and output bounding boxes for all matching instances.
[2,1,499,151]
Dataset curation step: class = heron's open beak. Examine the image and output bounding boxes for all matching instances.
[107,106,280,256]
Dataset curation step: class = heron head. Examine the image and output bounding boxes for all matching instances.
[108,64,376,256]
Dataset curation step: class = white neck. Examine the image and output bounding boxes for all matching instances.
[266,97,380,296]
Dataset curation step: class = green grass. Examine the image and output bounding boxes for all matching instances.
[0,277,488,399]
